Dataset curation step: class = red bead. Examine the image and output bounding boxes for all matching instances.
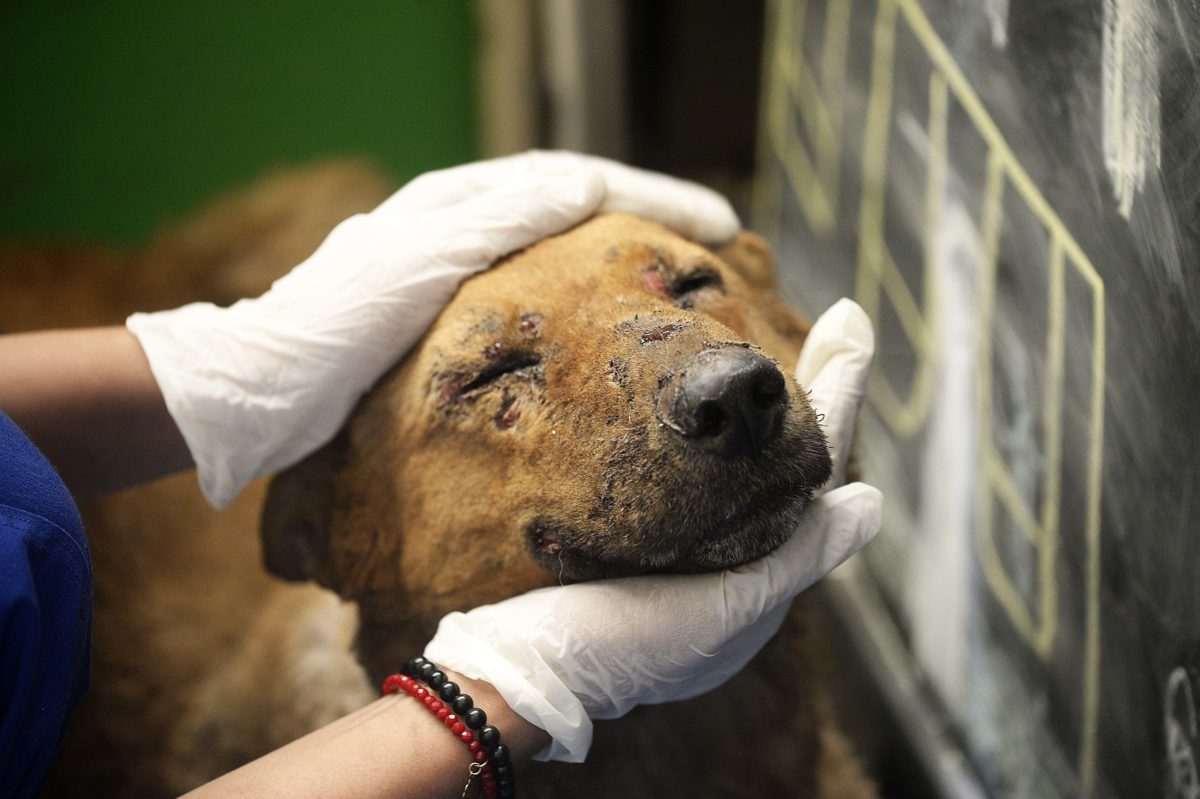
[415,687,428,698]
[382,674,403,693]
[451,722,465,735]
[436,708,450,721]
[468,741,482,753]
[429,700,443,712]
[445,714,459,727]
[474,749,488,763]
[460,730,474,743]
[423,695,435,705]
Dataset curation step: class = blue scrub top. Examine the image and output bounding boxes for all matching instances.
[0,411,91,799]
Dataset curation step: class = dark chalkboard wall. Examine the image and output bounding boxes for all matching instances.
[754,0,1200,796]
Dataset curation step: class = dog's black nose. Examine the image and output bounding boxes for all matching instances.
[656,347,787,458]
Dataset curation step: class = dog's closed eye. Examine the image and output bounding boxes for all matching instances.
[459,352,541,394]
[670,270,722,297]
[670,269,723,309]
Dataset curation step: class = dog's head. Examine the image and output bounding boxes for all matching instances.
[261,214,830,621]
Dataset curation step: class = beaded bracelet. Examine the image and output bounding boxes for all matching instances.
[381,656,516,799]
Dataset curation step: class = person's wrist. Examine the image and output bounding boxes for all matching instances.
[438,669,551,763]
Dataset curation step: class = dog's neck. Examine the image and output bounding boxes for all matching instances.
[352,598,442,684]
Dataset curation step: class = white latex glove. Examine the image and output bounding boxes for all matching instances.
[426,299,880,762]
[127,151,739,508]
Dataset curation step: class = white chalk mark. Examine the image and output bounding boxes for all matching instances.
[984,0,1009,49]
[897,107,979,712]
[1166,667,1200,799]
[1102,0,1162,219]
[907,198,980,712]
[1167,0,1198,71]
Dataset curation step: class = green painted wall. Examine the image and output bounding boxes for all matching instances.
[1,2,478,242]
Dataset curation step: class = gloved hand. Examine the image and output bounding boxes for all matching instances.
[425,299,880,762]
[127,151,740,508]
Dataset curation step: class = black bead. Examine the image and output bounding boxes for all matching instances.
[438,681,459,701]
[418,662,437,681]
[451,693,474,714]
[479,725,501,748]
[491,743,510,764]
[463,707,487,730]
[494,763,512,778]
[401,657,418,676]
[410,656,428,673]
[497,785,515,799]
[428,670,446,689]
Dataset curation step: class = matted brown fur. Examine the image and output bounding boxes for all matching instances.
[3,164,873,798]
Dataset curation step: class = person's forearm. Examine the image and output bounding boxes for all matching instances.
[183,670,550,799]
[0,327,192,499]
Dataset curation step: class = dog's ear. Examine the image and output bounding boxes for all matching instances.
[259,432,347,582]
[713,231,777,293]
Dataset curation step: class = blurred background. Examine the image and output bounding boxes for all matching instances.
[0,0,762,242]
[6,2,1200,798]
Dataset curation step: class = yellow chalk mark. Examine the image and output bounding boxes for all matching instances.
[816,0,852,205]
[766,0,834,233]
[865,247,938,437]
[976,216,1061,659]
[755,0,851,236]
[1038,235,1065,657]
[971,149,1059,652]
[767,82,836,233]
[987,454,1042,545]
[924,71,948,283]
[892,0,1103,292]
[854,0,897,313]
[756,1,1107,786]
[888,0,1106,787]
[1080,251,1106,795]
[752,0,787,240]
[854,0,940,439]
[980,454,1052,649]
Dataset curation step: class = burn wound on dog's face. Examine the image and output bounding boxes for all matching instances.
[634,245,726,311]
[607,358,630,388]
[519,312,543,338]
[613,316,693,343]
[495,392,521,429]
[639,324,683,344]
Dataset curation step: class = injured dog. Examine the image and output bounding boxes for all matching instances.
[26,177,872,797]
[258,212,873,798]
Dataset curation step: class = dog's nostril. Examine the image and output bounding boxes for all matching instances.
[750,371,785,410]
[694,401,727,438]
